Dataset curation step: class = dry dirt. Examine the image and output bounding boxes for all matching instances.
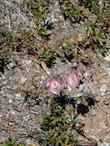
[0,0,110,146]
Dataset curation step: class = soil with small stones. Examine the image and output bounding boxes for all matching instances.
[0,0,110,146]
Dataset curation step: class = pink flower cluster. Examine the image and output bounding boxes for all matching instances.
[46,69,83,95]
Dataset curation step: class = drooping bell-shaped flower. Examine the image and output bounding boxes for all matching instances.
[46,69,84,94]
[67,70,82,91]
[46,77,62,95]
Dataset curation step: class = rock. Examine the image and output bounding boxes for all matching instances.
[103,142,110,146]
[104,56,110,62]
[10,110,16,115]
[103,136,110,146]
[106,68,110,77]
[7,62,15,70]
[9,98,13,103]
[15,93,21,98]
[100,84,108,93]
[20,76,27,84]
[76,92,84,97]
[25,139,40,146]
[97,141,106,146]
[77,84,84,92]
[103,98,109,105]
[76,85,84,97]
[0,133,7,144]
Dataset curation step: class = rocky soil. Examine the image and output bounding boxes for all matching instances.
[0,0,110,146]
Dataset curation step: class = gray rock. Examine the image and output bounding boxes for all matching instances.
[76,92,84,97]
[97,141,106,146]
[106,68,110,77]
[100,84,108,93]
[25,139,40,146]
[103,142,110,146]
[103,136,110,146]
[78,84,84,92]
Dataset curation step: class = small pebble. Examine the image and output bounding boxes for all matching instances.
[100,84,108,93]
[25,139,40,146]
[104,56,110,62]
[25,60,32,65]
[20,76,27,84]
[10,110,16,115]
[15,93,21,98]
[9,99,12,103]
[106,68,110,77]
[103,139,110,146]
[103,142,110,146]
[7,62,15,70]
[77,84,84,92]
[103,98,109,105]
[76,92,84,97]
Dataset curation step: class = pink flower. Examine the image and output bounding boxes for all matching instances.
[46,78,62,94]
[67,70,82,91]
[46,69,84,94]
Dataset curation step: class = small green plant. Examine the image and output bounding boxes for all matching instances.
[40,49,55,68]
[0,48,6,59]
[84,20,94,37]
[24,39,34,47]
[60,2,84,23]
[84,19,108,56]
[78,0,100,13]
[62,43,73,51]
[37,20,53,37]
[0,136,24,146]
[96,7,110,29]
[27,0,48,19]
[27,0,53,37]
[10,32,18,44]
[90,2,100,15]
[62,42,74,61]
[40,49,51,61]
[40,99,77,146]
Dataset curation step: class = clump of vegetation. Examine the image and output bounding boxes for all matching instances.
[39,95,97,146]
[60,1,85,23]
[40,48,55,68]
[0,136,24,146]
[84,20,108,56]
[78,0,100,15]
[60,0,110,57]
[61,42,75,61]
[40,97,77,146]
[59,37,79,62]
[27,0,53,38]
[81,0,110,56]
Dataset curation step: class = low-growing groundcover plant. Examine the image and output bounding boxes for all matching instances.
[0,136,24,146]
[59,0,110,57]
[40,97,77,146]
[40,49,55,68]
[39,95,97,146]
[27,0,53,38]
